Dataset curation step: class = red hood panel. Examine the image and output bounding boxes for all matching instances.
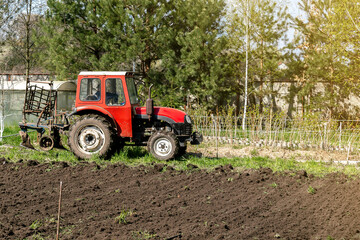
[135,107,186,123]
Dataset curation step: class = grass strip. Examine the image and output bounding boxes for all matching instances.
[1,125,360,178]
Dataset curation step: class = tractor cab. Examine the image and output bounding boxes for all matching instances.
[74,71,139,137]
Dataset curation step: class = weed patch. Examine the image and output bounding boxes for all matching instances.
[307,186,317,194]
[131,230,157,240]
[115,208,135,224]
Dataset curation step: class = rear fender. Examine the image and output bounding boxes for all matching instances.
[68,106,118,131]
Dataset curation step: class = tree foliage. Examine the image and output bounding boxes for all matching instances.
[38,0,227,109]
[294,0,360,118]
[2,0,360,119]
[0,0,46,73]
[226,0,292,114]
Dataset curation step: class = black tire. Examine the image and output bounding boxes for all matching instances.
[68,115,115,159]
[39,135,54,151]
[177,143,187,157]
[147,131,179,160]
[114,136,125,153]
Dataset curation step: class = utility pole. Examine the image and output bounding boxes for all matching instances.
[0,75,4,142]
[23,0,32,122]
[242,0,249,131]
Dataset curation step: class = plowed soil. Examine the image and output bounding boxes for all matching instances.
[1,158,360,240]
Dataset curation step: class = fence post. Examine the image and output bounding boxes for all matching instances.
[324,122,327,149]
[234,116,237,140]
[339,122,342,149]
[211,114,218,158]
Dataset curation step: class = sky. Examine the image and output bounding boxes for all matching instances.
[287,0,302,18]
[226,0,305,46]
[227,0,303,18]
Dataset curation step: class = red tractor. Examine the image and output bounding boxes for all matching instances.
[62,71,202,160]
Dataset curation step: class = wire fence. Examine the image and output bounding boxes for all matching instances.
[3,109,360,154]
[191,114,360,153]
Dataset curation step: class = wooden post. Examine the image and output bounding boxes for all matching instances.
[56,181,63,240]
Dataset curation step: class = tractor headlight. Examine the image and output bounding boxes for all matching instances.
[184,115,192,124]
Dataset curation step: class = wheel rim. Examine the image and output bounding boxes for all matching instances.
[154,137,172,157]
[77,125,105,155]
[39,136,54,151]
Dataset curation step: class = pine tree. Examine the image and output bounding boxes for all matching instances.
[39,0,227,109]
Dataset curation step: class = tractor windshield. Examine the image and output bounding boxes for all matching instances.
[126,77,139,104]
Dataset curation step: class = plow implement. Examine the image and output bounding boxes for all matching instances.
[19,81,69,151]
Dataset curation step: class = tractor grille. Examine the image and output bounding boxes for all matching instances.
[183,123,193,135]
[174,123,192,136]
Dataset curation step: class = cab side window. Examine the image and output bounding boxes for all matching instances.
[80,78,101,101]
[105,78,126,106]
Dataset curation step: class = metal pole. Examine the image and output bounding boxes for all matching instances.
[339,122,342,148]
[242,0,249,131]
[0,75,4,141]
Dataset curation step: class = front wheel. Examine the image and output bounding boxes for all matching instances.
[68,115,115,159]
[148,131,179,160]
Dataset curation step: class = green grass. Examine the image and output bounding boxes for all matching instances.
[29,219,42,230]
[2,125,360,178]
[307,186,317,194]
[115,209,135,224]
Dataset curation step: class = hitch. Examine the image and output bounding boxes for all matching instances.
[190,132,203,145]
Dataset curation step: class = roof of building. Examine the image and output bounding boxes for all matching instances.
[0,81,76,91]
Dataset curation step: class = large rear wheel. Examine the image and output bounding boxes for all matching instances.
[148,131,179,160]
[68,115,115,159]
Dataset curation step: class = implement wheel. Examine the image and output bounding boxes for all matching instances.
[39,135,54,151]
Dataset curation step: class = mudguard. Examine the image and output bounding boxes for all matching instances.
[67,105,119,132]
[68,105,115,119]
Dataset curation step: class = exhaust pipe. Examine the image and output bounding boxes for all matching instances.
[146,84,154,120]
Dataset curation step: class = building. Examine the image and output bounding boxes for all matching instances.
[0,74,76,125]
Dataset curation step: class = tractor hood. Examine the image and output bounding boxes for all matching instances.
[135,107,188,123]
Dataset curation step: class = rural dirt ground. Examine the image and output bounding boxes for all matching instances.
[1,154,360,240]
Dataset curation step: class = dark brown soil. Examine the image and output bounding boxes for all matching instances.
[1,158,360,240]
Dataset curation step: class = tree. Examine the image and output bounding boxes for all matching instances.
[0,0,23,34]
[39,0,227,109]
[1,0,46,73]
[155,0,228,108]
[0,0,23,68]
[226,0,292,114]
[294,0,360,119]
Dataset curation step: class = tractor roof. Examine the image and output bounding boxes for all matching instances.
[79,71,132,76]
